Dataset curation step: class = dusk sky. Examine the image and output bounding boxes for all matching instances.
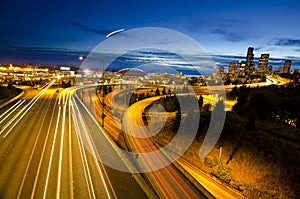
[1,0,300,69]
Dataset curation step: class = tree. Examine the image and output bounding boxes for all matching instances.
[198,95,204,108]
[203,103,211,112]
[248,91,277,120]
[65,80,72,88]
[162,87,166,95]
[155,87,160,96]
[168,88,172,96]
[129,93,137,106]
[108,86,113,93]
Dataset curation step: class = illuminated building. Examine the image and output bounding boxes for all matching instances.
[219,66,225,74]
[278,66,284,73]
[228,62,236,74]
[283,60,292,73]
[257,54,269,73]
[246,47,255,73]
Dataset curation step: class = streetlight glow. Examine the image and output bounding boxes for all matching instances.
[78,56,85,60]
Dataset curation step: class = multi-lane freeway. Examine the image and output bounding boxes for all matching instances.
[0,83,146,199]
[74,86,214,199]
[1,81,247,199]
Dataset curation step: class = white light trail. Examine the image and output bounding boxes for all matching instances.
[17,93,54,199]
[1,81,55,138]
[106,28,125,38]
[71,99,96,199]
[56,91,68,199]
[42,92,62,199]
[30,94,59,199]
[0,100,26,124]
[0,100,23,120]
[71,95,115,199]
[68,91,74,199]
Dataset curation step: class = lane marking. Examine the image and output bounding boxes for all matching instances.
[16,93,54,199]
[0,99,23,120]
[56,91,68,198]
[42,92,62,199]
[30,93,59,199]
[68,92,74,199]
[72,104,96,199]
[72,94,116,199]
[1,81,55,137]
[0,100,26,124]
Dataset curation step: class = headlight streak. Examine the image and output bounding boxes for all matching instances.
[42,89,62,199]
[0,100,26,124]
[56,89,68,199]
[71,93,115,199]
[67,90,74,199]
[28,93,60,199]
[0,81,55,138]
[0,99,22,119]
[17,91,57,199]
[71,96,97,199]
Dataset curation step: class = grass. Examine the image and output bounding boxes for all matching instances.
[151,111,300,199]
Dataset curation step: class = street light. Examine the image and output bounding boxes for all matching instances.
[78,55,106,127]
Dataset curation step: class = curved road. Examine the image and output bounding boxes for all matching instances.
[122,97,212,199]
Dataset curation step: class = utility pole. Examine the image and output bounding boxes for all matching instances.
[101,60,105,127]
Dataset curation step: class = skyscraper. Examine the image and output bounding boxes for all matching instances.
[257,54,269,73]
[246,47,255,73]
[283,60,292,73]
[228,62,236,74]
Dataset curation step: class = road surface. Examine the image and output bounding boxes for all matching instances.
[0,84,146,199]
[121,96,213,199]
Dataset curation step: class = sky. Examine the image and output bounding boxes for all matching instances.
[1,0,300,70]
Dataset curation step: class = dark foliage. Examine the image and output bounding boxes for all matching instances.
[230,85,300,128]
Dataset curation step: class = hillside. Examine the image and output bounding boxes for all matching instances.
[152,112,300,198]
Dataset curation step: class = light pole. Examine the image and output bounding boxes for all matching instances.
[78,56,106,127]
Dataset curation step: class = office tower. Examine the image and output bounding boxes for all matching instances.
[238,60,246,68]
[246,47,255,72]
[219,66,225,74]
[257,54,269,73]
[228,62,236,74]
[283,60,292,73]
[278,66,284,73]
[267,65,272,73]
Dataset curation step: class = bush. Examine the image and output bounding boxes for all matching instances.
[211,163,233,184]
[204,156,218,168]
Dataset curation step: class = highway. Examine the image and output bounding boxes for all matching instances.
[0,82,252,199]
[99,86,250,199]
[119,96,212,198]
[77,81,283,198]
[0,84,146,199]
[75,86,215,198]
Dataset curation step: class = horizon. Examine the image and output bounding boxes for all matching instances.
[1,0,300,70]
[1,50,299,73]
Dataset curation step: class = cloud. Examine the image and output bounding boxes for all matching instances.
[185,18,251,42]
[0,45,91,64]
[273,38,300,47]
[255,47,264,51]
[8,46,89,55]
[68,22,112,36]
[210,28,246,42]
